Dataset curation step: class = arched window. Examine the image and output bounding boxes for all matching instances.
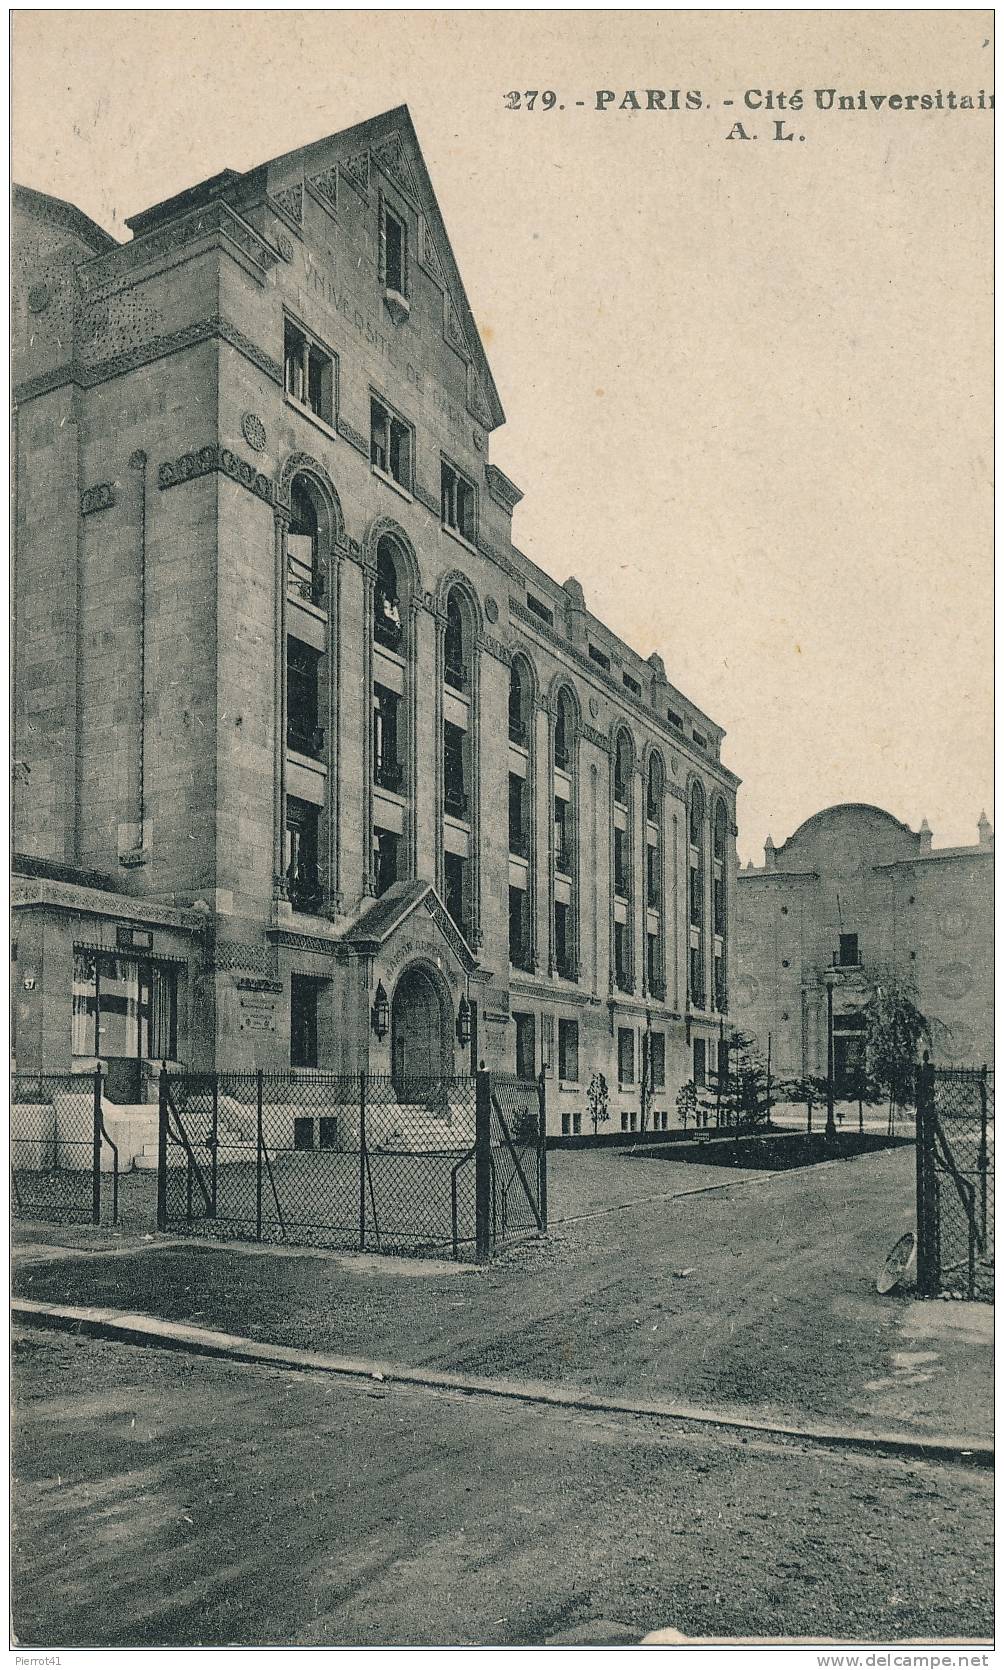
[647,751,664,820]
[444,589,467,691]
[614,729,633,806]
[554,688,576,771]
[374,536,403,650]
[509,659,528,745]
[689,780,707,1007]
[712,799,728,1011]
[288,477,324,606]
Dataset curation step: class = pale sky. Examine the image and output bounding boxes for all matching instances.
[12,10,993,863]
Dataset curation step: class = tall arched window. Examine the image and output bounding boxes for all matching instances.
[554,687,575,771]
[374,536,404,650]
[712,798,728,1011]
[288,477,324,606]
[645,752,665,999]
[552,687,578,979]
[614,730,632,807]
[689,779,707,1007]
[612,727,635,991]
[507,654,536,970]
[444,588,467,691]
[509,659,529,745]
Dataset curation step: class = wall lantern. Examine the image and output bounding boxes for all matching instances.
[371,980,389,1039]
[456,993,472,1046]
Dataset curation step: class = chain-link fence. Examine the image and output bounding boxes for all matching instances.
[916,1064,993,1301]
[160,1070,491,1257]
[488,1074,547,1248]
[11,1070,119,1225]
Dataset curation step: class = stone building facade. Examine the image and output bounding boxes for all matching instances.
[12,106,739,1127]
[732,804,993,1087]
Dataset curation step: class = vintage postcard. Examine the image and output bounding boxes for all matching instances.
[10,8,993,1660]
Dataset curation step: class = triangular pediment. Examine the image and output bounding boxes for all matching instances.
[260,106,505,432]
[341,879,478,974]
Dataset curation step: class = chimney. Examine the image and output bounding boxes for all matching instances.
[978,810,993,848]
[764,834,775,871]
[918,817,932,851]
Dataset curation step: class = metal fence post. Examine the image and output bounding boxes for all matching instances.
[157,1066,169,1231]
[210,1075,219,1219]
[359,1072,367,1251]
[91,1065,103,1225]
[255,1068,264,1243]
[978,1064,989,1245]
[537,1070,548,1232]
[915,1060,936,1296]
[475,1068,492,1262]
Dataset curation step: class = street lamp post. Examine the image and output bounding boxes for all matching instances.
[823,966,837,1139]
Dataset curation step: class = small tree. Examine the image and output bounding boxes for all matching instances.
[675,1079,697,1131]
[717,1032,772,1130]
[586,1071,610,1136]
[862,981,930,1117]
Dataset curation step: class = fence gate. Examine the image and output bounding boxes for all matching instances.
[11,1069,120,1227]
[158,1068,546,1261]
[916,1063,993,1300]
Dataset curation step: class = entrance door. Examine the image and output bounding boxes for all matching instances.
[391,965,446,1090]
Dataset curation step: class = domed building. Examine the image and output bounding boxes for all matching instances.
[732,804,993,1087]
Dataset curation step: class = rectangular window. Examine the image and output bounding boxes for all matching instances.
[558,1018,579,1083]
[649,1032,666,1089]
[285,798,321,913]
[713,952,727,1013]
[693,1037,707,1088]
[444,721,467,818]
[383,204,407,296]
[622,671,642,697]
[287,639,322,757]
[293,1117,315,1151]
[618,1026,635,1086]
[647,843,659,907]
[689,944,705,1007]
[373,686,402,792]
[690,864,703,928]
[441,459,476,542]
[444,853,466,935]
[614,827,629,897]
[588,643,610,671]
[839,932,859,968]
[514,1011,536,1080]
[373,828,399,898]
[621,1110,629,1132]
[713,873,725,935]
[290,975,319,1068]
[667,708,684,730]
[319,1117,338,1150]
[370,395,412,489]
[509,886,530,970]
[693,730,708,750]
[554,901,574,979]
[646,931,661,992]
[508,774,527,856]
[614,920,631,991]
[284,318,334,426]
[525,592,554,627]
[562,1112,571,1135]
[554,797,572,875]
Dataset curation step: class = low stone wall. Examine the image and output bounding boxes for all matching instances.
[629,1129,914,1172]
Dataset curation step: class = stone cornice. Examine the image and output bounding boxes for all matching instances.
[508,602,739,792]
[77,199,279,296]
[484,464,524,514]
[14,314,283,406]
[12,876,208,933]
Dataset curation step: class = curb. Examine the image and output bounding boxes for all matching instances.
[13,1298,993,1468]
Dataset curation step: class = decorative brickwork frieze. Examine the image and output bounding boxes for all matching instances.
[158,443,274,504]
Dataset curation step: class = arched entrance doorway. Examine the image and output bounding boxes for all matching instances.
[390,963,453,1088]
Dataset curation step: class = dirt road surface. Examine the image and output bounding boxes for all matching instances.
[11,1328,991,1649]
